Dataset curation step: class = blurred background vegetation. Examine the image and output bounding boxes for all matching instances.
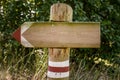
[0,0,120,80]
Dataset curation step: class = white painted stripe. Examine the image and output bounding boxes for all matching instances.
[21,36,34,47]
[21,22,34,34]
[49,60,69,67]
[47,71,69,78]
[21,22,34,47]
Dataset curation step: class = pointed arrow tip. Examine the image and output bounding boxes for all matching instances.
[12,28,21,42]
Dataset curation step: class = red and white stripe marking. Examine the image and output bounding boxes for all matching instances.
[47,60,69,78]
[47,71,69,78]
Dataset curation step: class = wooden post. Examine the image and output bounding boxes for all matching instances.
[47,3,73,80]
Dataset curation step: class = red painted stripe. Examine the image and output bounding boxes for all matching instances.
[12,28,21,42]
[48,66,69,72]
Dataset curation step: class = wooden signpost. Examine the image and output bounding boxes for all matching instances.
[12,22,100,48]
[12,3,100,80]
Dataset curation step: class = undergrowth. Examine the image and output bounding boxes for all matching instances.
[0,49,120,80]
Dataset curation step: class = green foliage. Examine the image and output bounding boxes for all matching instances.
[0,0,120,79]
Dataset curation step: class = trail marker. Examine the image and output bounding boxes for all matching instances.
[13,22,100,48]
[12,3,100,80]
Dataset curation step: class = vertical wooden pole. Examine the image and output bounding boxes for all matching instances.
[47,3,73,80]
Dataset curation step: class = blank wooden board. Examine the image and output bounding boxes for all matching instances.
[13,22,100,48]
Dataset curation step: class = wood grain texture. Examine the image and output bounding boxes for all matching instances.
[22,22,100,48]
[48,48,70,61]
[48,3,72,80]
[50,3,73,21]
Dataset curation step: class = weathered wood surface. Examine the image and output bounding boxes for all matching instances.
[48,3,72,80]
[50,3,73,21]
[15,22,100,48]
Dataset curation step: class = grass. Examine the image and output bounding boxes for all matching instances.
[0,49,120,80]
[70,60,120,80]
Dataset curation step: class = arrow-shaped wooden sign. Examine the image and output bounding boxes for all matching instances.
[13,22,100,48]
